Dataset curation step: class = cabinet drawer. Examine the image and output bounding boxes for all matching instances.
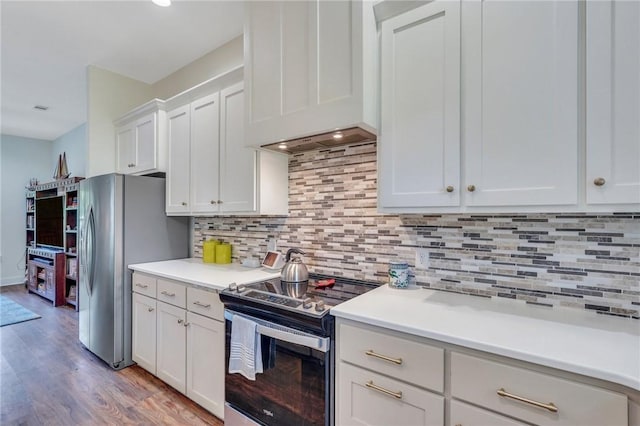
[132,273,156,297]
[157,279,186,308]
[187,287,223,321]
[339,323,444,392]
[450,352,627,426]
[338,362,444,426]
[451,400,526,426]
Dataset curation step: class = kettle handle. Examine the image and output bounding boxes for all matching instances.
[285,248,306,261]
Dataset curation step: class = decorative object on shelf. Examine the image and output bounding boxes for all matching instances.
[388,261,410,289]
[53,152,70,180]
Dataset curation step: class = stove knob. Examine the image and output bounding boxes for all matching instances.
[228,283,238,292]
[302,298,313,309]
[237,284,246,293]
[315,300,326,312]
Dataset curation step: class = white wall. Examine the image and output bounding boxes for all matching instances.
[0,135,53,285]
[152,35,243,99]
[86,66,153,177]
[51,123,87,179]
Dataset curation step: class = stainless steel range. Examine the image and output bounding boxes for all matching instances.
[220,274,378,426]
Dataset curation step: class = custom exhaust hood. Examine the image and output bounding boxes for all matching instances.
[260,126,377,155]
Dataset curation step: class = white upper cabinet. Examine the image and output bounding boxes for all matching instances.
[190,93,221,214]
[166,74,288,216]
[244,0,377,147]
[114,99,167,175]
[378,1,460,208]
[586,0,640,206]
[462,0,578,207]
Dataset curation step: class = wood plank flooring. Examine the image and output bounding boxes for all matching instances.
[0,284,224,425]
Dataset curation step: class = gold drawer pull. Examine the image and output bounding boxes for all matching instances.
[193,301,211,308]
[497,388,558,413]
[365,350,403,365]
[365,381,402,399]
[135,283,148,288]
[161,291,176,297]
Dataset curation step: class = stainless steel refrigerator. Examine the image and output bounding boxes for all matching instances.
[78,173,189,369]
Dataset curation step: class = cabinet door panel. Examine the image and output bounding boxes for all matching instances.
[463,1,578,206]
[134,113,156,173]
[157,301,186,394]
[116,124,134,174]
[190,93,220,213]
[132,293,156,374]
[186,312,224,418]
[166,105,191,214]
[586,0,640,205]
[220,83,256,213]
[451,400,526,426]
[379,1,460,208]
[282,1,312,115]
[318,0,352,104]
[338,362,444,426]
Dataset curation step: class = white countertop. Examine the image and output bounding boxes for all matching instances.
[128,258,280,291]
[331,284,640,392]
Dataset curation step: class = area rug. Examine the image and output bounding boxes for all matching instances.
[0,295,41,327]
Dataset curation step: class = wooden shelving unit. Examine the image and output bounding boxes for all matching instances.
[26,177,83,310]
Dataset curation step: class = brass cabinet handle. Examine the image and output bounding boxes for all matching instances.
[497,388,558,413]
[147,307,154,312]
[161,291,175,297]
[594,177,606,186]
[193,301,211,308]
[365,381,402,399]
[135,283,148,288]
[446,185,454,193]
[365,350,403,365]
[467,184,476,192]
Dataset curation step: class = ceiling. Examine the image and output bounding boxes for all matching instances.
[0,0,244,141]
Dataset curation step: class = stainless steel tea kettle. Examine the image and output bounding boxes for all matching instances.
[280,248,309,284]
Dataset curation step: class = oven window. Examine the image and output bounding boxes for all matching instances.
[225,320,329,425]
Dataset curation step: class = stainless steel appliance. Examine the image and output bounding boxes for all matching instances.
[78,173,189,369]
[220,274,378,425]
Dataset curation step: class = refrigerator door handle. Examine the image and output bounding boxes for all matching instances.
[86,207,96,296]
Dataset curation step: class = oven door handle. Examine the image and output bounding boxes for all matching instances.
[225,310,330,353]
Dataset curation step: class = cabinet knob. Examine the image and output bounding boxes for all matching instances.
[467,184,476,192]
[217,200,223,204]
[446,185,454,193]
[183,322,190,327]
[181,202,187,206]
[210,200,217,204]
[148,307,154,312]
[177,319,183,324]
[594,177,606,187]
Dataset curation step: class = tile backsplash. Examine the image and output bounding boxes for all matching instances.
[194,142,640,319]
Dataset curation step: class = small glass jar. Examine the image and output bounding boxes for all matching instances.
[388,261,410,288]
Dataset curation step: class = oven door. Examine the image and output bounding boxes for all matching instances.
[224,310,331,426]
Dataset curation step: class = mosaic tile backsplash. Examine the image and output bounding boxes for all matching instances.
[194,142,640,319]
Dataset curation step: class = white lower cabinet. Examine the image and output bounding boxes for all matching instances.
[450,400,525,426]
[185,311,225,417]
[338,362,444,426]
[131,293,156,374]
[156,301,187,393]
[131,272,225,419]
[336,318,630,426]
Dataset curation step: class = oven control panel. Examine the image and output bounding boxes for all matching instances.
[226,283,331,317]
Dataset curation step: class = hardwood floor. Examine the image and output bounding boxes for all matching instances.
[0,284,224,425]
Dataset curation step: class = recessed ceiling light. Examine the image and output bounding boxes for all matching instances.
[278,143,288,150]
[33,105,49,111]
[152,0,171,7]
[332,132,343,140]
